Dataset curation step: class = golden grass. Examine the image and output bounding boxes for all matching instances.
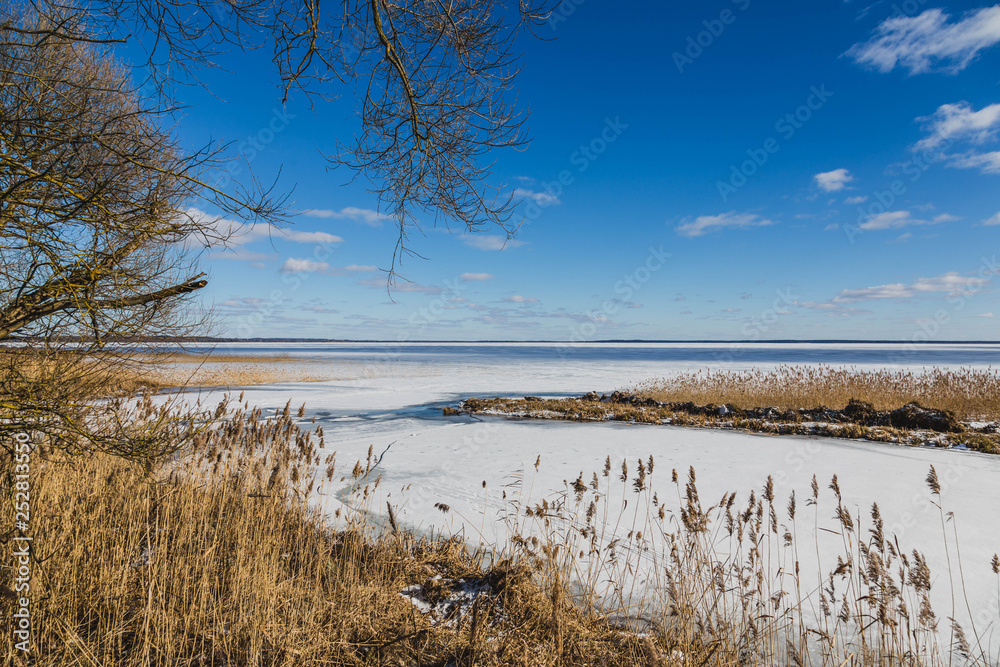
[460,395,1000,453]
[135,351,337,388]
[634,365,1000,421]
[0,349,333,397]
[3,397,999,665]
[142,362,333,388]
[0,402,654,666]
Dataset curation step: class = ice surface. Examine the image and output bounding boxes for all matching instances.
[163,342,1000,654]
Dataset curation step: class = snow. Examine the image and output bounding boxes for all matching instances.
[399,574,495,625]
[163,342,1000,656]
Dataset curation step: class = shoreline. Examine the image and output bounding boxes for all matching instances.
[453,392,1000,455]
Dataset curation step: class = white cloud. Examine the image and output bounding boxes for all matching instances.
[977,312,996,318]
[340,264,378,272]
[794,301,871,316]
[219,297,265,309]
[208,249,274,262]
[184,208,266,248]
[833,271,988,302]
[932,213,960,223]
[186,207,343,249]
[303,207,393,227]
[857,210,947,230]
[280,258,331,273]
[514,188,561,206]
[846,7,1000,74]
[948,150,1000,173]
[462,234,526,251]
[908,273,987,293]
[460,272,494,282]
[675,211,775,237]
[844,195,868,204]
[824,223,840,231]
[916,101,1000,149]
[834,283,912,301]
[504,295,539,303]
[814,168,854,192]
[984,212,1000,225]
[357,278,442,294]
[912,102,1000,174]
[281,230,344,244]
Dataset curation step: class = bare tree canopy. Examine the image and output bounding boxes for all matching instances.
[0,9,284,343]
[2,0,553,271]
[0,1,550,458]
[0,10,249,458]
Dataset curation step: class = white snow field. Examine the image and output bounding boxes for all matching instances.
[167,342,1000,657]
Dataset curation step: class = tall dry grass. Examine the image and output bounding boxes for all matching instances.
[136,351,336,388]
[0,398,651,666]
[507,457,1000,666]
[3,393,998,665]
[635,366,1000,420]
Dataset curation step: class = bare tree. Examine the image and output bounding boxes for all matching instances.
[0,10,266,459]
[0,0,550,458]
[3,0,553,276]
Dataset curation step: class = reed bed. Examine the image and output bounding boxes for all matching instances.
[144,361,333,388]
[2,395,998,665]
[0,398,648,666]
[635,366,1000,421]
[507,458,1000,666]
[0,349,333,398]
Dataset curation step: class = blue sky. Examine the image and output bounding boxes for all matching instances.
[175,1,1000,341]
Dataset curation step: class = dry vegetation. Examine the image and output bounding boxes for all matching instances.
[3,396,1000,665]
[460,392,1000,454]
[634,366,1000,422]
[0,400,652,666]
[134,351,338,388]
[144,362,333,389]
[1,349,336,398]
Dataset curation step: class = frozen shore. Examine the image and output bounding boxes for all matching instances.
[163,342,1000,656]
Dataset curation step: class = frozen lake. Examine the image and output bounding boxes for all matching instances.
[169,342,1000,657]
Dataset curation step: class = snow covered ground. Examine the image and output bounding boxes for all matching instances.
[166,342,1000,656]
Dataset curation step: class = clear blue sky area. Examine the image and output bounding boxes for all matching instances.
[173,1,1000,341]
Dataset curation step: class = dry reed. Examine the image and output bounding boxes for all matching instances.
[2,391,998,665]
[0,398,649,666]
[635,365,1000,421]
